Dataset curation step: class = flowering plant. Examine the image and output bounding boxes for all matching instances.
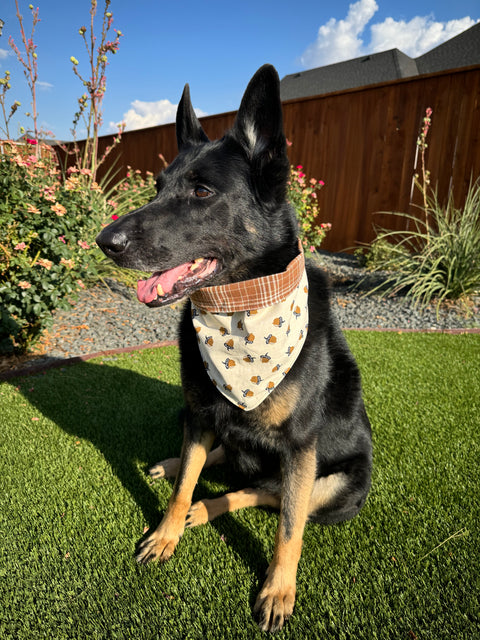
[69,0,124,183]
[287,163,331,252]
[0,146,107,353]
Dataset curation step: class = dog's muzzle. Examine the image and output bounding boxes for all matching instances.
[96,227,129,260]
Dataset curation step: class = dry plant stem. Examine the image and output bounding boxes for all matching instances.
[9,0,40,150]
[70,0,123,184]
[416,108,433,244]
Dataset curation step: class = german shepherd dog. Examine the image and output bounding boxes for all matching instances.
[96,64,372,633]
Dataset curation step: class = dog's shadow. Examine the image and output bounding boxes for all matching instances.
[20,358,269,574]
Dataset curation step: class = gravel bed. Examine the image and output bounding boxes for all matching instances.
[6,252,479,374]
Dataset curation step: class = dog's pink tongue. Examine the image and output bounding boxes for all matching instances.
[137,263,189,303]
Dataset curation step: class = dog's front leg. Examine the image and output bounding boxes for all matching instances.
[136,426,215,564]
[254,445,317,633]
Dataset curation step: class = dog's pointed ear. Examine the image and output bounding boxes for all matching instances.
[176,84,209,151]
[231,65,289,207]
[232,64,286,159]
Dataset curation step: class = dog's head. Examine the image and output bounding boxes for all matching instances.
[96,64,297,307]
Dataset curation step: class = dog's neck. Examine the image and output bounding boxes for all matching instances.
[190,240,304,314]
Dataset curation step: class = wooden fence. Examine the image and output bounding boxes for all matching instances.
[65,65,480,252]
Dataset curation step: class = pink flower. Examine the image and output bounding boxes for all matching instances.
[14,242,27,250]
[27,138,37,145]
[107,199,118,209]
[111,214,119,221]
[77,279,85,289]
[59,235,66,243]
[309,246,315,253]
[296,165,303,170]
[19,281,31,289]
[77,240,90,250]
[286,139,292,147]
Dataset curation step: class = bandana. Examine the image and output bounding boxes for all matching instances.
[190,247,309,410]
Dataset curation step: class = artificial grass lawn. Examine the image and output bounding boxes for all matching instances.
[0,333,479,639]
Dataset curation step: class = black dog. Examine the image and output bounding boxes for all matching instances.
[96,64,372,634]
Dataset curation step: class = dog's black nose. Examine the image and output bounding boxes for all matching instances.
[96,228,129,257]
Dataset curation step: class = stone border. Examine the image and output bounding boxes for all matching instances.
[1,328,479,382]
[0,340,178,382]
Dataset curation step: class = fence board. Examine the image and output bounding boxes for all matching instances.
[60,65,480,252]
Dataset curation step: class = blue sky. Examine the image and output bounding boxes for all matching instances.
[1,0,479,141]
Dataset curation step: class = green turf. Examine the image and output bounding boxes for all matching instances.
[1,334,479,639]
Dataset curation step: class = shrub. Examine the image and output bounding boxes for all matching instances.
[0,145,107,353]
[362,108,480,309]
[364,179,480,308]
[287,163,331,252]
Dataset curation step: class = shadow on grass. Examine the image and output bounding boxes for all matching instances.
[19,360,182,523]
[19,357,270,575]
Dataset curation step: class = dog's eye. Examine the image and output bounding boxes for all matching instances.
[194,186,212,198]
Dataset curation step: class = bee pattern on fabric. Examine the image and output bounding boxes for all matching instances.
[190,252,309,410]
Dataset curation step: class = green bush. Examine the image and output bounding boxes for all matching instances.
[0,145,108,353]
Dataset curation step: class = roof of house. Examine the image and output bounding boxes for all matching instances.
[280,22,480,101]
[416,22,480,74]
[280,49,418,100]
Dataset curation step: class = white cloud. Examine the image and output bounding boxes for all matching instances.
[369,15,477,57]
[300,0,478,68]
[110,98,207,132]
[0,48,10,61]
[301,0,378,67]
[37,80,53,90]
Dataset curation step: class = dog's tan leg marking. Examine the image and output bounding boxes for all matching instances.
[149,444,225,479]
[185,471,347,528]
[254,445,317,633]
[308,471,348,515]
[186,487,280,527]
[136,429,215,564]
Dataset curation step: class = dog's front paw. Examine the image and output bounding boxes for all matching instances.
[253,577,296,633]
[149,457,181,479]
[136,528,181,564]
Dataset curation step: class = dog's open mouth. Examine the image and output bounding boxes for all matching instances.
[137,258,220,306]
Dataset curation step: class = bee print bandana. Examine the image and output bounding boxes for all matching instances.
[190,248,309,411]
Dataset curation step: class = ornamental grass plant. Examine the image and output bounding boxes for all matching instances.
[363,179,480,309]
[362,108,480,310]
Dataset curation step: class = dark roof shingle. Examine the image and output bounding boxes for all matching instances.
[281,22,480,100]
